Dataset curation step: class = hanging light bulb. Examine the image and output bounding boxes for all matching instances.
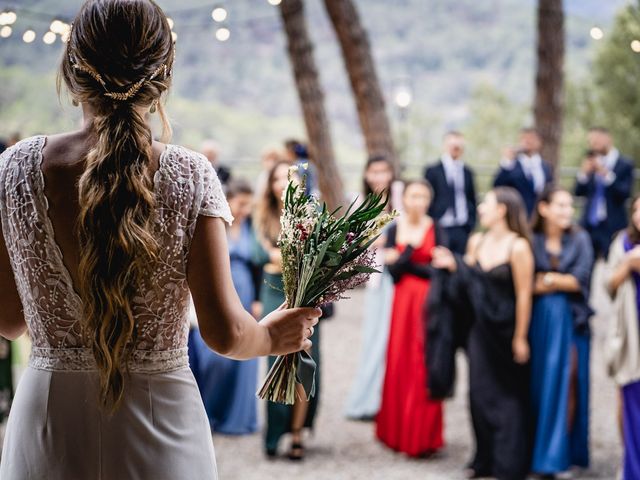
[590,27,604,40]
[0,25,11,38]
[43,31,56,44]
[268,0,282,5]
[215,27,230,42]
[23,29,36,43]
[171,31,178,43]
[50,20,66,35]
[0,11,16,26]
[211,7,227,22]
[631,40,640,53]
[167,17,174,30]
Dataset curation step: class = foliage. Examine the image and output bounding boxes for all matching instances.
[591,1,640,162]
[257,170,396,404]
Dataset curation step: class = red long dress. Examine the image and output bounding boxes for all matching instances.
[375,224,444,456]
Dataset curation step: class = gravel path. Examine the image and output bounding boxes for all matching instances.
[213,284,622,480]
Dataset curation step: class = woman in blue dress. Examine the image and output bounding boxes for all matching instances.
[344,155,397,420]
[606,196,640,480]
[529,186,594,476]
[188,179,261,435]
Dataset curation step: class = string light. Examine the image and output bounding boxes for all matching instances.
[167,17,174,30]
[0,25,11,38]
[171,31,178,43]
[590,27,604,40]
[43,31,56,44]
[211,7,227,22]
[632,40,640,53]
[394,87,412,109]
[0,11,17,26]
[22,29,36,43]
[268,0,282,5]
[50,19,66,34]
[215,27,230,42]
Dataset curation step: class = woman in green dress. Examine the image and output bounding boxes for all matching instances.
[254,161,321,460]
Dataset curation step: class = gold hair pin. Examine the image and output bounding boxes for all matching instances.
[69,52,170,102]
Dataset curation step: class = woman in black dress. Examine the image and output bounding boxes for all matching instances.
[433,187,534,480]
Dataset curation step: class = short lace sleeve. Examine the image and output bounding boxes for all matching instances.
[197,155,234,224]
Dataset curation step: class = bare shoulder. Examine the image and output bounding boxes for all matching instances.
[512,237,532,255]
[467,232,483,251]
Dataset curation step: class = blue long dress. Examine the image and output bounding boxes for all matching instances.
[188,220,259,435]
[529,230,593,474]
[344,245,394,420]
[621,233,640,480]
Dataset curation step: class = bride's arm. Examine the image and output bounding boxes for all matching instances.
[188,216,320,360]
[0,225,27,340]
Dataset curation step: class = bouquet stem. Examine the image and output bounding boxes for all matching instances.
[257,353,299,405]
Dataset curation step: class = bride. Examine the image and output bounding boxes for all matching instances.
[0,0,320,478]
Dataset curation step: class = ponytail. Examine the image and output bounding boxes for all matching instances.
[77,104,159,409]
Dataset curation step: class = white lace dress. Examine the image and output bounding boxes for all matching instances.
[0,136,233,480]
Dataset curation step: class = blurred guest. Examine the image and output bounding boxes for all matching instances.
[494,128,553,217]
[605,196,640,480]
[344,155,397,420]
[425,131,477,254]
[376,180,445,456]
[188,179,261,435]
[528,187,593,476]
[201,139,231,186]
[255,146,285,199]
[284,139,317,196]
[433,187,533,480]
[254,161,321,460]
[575,127,634,259]
[0,337,12,425]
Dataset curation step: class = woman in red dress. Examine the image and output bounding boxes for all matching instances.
[376,180,444,456]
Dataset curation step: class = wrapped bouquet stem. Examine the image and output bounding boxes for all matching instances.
[257,167,397,405]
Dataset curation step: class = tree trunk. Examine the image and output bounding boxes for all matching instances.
[534,0,565,170]
[323,0,398,174]
[279,0,344,211]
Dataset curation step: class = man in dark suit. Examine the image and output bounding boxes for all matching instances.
[575,127,634,259]
[493,128,553,217]
[424,131,477,254]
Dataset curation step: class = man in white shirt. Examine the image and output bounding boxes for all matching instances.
[424,132,477,254]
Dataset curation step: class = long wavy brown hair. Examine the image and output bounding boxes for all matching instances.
[58,0,175,410]
[493,187,532,244]
[254,160,293,246]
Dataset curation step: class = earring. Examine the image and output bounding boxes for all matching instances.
[72,98,79,107]
[150,100,157,114]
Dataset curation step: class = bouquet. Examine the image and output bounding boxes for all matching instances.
[257,166,397,405]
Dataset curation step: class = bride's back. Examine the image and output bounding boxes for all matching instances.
[0,134,230,362]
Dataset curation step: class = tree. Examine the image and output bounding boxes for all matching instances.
[323,0,398,173]
[462,84,528,193]
[592,2,640,162]
[533,0,565,170]
[279,0,345,210]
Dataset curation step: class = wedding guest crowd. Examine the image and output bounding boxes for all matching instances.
[179,125,637,477]
[342,125,636,479]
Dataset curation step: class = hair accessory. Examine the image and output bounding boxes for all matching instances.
[68,52,171,102]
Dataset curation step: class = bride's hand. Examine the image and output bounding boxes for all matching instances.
[260,305,322,355]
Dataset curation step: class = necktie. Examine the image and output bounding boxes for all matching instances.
[587,174,605,226]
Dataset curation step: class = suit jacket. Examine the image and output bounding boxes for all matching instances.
[424,160,477,231]
[575,154,634,239]
[493,157,553,216]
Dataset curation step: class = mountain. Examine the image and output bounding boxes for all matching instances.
[0,0,629,187]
